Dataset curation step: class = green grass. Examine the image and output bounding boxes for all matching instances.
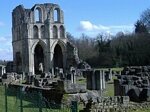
[0,85,71,112]
[129,109,150,112]
[104,81,114,97]
[76,77,86,84]
[95,67,123,71]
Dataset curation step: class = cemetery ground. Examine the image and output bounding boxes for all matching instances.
[103,68,150,112]
[1,68,150,112]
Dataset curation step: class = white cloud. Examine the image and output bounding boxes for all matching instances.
[79,21,101,31]
[0,36,12,60]
[78,20,134,35]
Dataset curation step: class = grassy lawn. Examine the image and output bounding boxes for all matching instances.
[1,70,150,112]
[0,85,71,112]
[0,85,40,112]
[128,107,150,112]
[95,67,123,71]
[103,81,114,97]
[76,76,86,84]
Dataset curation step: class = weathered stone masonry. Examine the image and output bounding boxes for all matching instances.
[12,3,78,74]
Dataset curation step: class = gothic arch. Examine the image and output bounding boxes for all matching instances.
[52,40,67,70]
[34,6,43,23]
[31,40,47,74]
[33,25,38,38]
[34,44,44,74]
[54,44,63,68]
[53,7,61,22]
[41,25,45,38]
[53,25,58,38]
[51,40,66,53]
[59,25,65,38]
[31,40,47,54]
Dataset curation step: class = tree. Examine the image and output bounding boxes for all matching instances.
[94,34,113,67]
[66,32,75,44]
[140,8,150,32]
[76,33,97,60]
[135,20,148,34]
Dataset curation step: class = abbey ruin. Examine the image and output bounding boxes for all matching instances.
[12,3,79,74]
[1,2,150,112]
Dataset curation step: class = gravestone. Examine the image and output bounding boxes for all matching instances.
[70,67,76,84]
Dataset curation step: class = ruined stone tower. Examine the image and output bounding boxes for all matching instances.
[12,3,78,74]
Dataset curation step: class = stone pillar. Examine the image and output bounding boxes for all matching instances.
[50,52,54,70]
[51,68,54,76]
[0,66,6,76]
[95,70,100,90]
[58,26,60,39]
[109,69,112,81]
[95,70,103,96]
[91,72,95,90]
[114,79,120,96]
[100,70,103,90]
[29,49,34,74]
[22,72,25,80]
[3,67,6,74]
[102,70,106,90]
[70,67,76,84]
[86,71,93,90]
[71,72,76,84]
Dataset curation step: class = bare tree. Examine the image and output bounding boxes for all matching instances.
[140,8,150,32]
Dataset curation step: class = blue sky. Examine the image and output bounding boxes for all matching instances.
[0,0,150,60]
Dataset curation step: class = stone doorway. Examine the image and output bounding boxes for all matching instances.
[34,44,44,74]
[54,44,63,69]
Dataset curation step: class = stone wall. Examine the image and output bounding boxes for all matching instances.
[114,66,150,102]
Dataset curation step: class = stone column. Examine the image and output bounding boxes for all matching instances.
[70,67,76,84]
[102,70,106,90]
[71,72,75,83]
[109,69,112,81]
[94,70,103,96]
[49,52,54,70]
[100,70,103,90]
[38,26,41,39]
[3,67,5,75]
[86,71,93,90]
[31,52,35,75]
[91,72,96,90]
[58,26,60,39]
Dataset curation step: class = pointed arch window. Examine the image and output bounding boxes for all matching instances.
[34,7,42,23]
[41,25,45,38]
[60,26,65,38]
[33,25,38,38]
[53,26,58,38]
[54,8,60,22]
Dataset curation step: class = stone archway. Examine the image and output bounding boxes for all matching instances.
[34,44,44,74]
[54,44,63,69]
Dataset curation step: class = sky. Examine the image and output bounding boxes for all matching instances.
[0,0,150,60]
